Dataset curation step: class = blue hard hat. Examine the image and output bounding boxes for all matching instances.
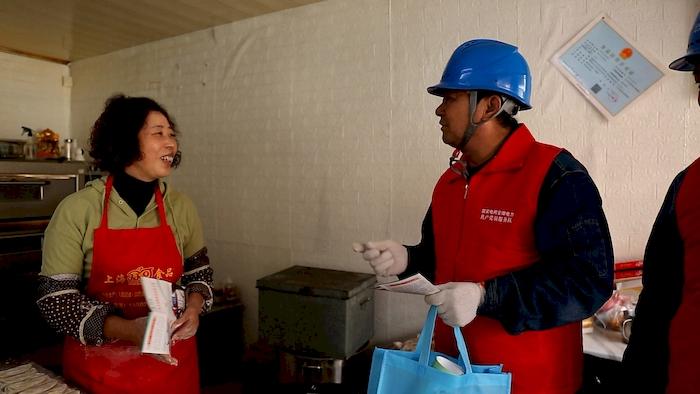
[428,39,532,110]
[669,11,700,71]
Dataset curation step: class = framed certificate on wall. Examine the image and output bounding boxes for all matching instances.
[551,14,666,119]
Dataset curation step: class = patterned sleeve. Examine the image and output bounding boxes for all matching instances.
[36,274,117,346]
[182,247,214,313]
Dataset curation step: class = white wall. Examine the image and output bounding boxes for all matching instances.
[0,52,70,140]
[70,0,700,345]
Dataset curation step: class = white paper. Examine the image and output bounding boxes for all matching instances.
[140,277,176,355]
[375,273,439,295]
[141,312,171,355]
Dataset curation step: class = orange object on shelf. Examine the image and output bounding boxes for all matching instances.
[35,128,61,159]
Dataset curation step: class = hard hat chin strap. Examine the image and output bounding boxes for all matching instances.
[456,92,481,151]
[450,95,518,179]
[456,93,517,151]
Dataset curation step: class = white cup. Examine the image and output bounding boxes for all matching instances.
[432,356,464,376]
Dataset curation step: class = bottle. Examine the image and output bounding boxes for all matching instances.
[21,126,36,160]
[223,277,236,302]
[64,138,75,161]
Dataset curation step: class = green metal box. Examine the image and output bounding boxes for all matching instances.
[257,265,376,358]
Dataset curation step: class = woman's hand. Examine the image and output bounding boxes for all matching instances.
[103,315,148,346]
[171,292,204,342]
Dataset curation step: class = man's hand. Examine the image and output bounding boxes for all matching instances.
[353,240,408,277]
[424,282,485,327]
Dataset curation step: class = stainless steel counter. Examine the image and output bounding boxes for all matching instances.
[0,159,90,175]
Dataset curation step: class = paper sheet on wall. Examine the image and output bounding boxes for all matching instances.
[375,273,440,295]
[140,277,176,355]
[551,14,665,118]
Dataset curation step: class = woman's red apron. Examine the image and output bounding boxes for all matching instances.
[63,176,199,394]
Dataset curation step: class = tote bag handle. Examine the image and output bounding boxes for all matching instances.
[417,305,474,373]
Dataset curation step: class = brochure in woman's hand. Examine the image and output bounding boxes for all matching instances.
[140,277,177,355]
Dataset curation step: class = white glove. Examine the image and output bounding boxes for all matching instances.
[352,240,408,277]
[424,282,485,327]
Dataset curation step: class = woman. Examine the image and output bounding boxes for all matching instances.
[38,95,213,393]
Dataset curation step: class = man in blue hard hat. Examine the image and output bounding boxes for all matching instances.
[622,11,700,393]
[355,39,613,393]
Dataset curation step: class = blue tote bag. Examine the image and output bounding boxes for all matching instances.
[368,306,511,394]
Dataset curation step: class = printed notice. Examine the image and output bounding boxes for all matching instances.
[552,14,664,118]
[375,273,440,295]
[140,277,176,355]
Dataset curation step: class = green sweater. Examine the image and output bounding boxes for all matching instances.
[41,176,205,280]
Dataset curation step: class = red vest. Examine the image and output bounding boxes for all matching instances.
[667,157,700,393]
[431,125,581,394]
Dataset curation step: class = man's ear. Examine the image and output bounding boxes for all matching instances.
[473,95,502,124]
[483,95,503,120]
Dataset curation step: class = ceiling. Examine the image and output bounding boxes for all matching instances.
[0,0,324,64]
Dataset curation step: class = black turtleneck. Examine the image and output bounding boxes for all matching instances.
[112,172,158,216]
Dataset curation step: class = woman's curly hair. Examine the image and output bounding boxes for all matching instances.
[89,94,180,173]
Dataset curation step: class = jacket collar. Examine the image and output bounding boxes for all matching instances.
[480,123,535,175]
[87,175,169,218]
[88,175,168,197]
[445,123,535,181]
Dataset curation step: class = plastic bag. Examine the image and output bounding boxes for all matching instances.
[594,291,635,330]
